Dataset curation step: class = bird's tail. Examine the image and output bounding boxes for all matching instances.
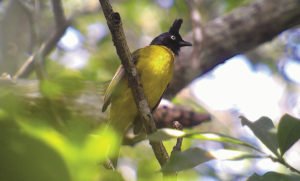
[104,97,137,168]
[103,122,123,169]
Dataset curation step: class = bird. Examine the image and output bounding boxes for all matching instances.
[102,19,192,166]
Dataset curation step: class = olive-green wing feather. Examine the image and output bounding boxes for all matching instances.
[102,66,125,112]
[102,50,140,112]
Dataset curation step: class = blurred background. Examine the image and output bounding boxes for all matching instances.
[0,0,300,180]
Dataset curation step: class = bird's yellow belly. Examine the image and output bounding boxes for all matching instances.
[109,46,174,132]
[140,61,173,108]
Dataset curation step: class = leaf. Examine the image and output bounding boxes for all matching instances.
[188,132,260,152]
[277,114,300,156]
[83,127,118,162]
[247,172,300,181]
[54,69,85,96]
[148,129,260,152]
[240,116,279,156]
[148,128,185,141]
[209,149,263,161]
[162,148,214,173]
[0,121,71,181]
[40,79,63,99]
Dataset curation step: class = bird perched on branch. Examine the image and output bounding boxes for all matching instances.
[102,19,192,166]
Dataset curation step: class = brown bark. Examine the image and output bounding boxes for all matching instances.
[99,0,169,168]
[166,0,300,98]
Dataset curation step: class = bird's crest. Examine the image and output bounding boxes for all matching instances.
[169,19,183,34]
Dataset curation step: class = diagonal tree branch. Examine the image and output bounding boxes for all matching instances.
[166,0,300,98]
[51,0,66,27]
[99,0,169,167]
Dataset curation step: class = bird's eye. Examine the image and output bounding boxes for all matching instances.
[170,35,176,40]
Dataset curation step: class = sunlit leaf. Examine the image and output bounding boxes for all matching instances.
[148,129,260,152]
[247,172,300,181]
[209,149,263,161]
[277,114,300,156]
[240,116,279,156]
[188,132,260,152]
[148,128,185,141]
[162,148,214,172]
[83,127,118,162]
[18,121,119,181]
[18,122,73,160]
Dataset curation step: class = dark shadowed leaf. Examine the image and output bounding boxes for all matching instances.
[161,147,214,173]
[247,172,300,181]
[0,121,71,181]
[240,116,279,156]
[277,114,300,156]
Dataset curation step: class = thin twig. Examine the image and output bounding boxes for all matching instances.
[171,121,184,154]
[13,0,69,79]
[268,155,300,175]
[99,0,169,167]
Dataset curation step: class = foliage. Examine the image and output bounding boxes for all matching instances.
[0,86,120,181]
[149,114,300,180]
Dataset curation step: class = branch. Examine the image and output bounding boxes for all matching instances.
[51,0,66,27]
[268,155,300,175]
[154,103,211,129]
[13,0,70,79]
[166,0,300,98]
[98,0,169,167]
[0,80,107,124]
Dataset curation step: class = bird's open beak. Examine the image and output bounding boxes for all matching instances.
[179,40,192,47]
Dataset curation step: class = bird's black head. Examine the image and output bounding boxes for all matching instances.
[150,19,192,55]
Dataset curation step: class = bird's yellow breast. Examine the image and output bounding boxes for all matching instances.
[136,45,174,107]
[109,45,174,132]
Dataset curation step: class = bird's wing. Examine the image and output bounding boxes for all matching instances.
[102,65,125,112]
[102,50,140,112]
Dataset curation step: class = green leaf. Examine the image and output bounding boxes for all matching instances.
[40,79,63,99]
[162,148,214,173]
[240,116,279,156]
[83,127,119,162]
[18,121,119,181]
[0,121,71,181]
[40,69,85,99]
[54,69,85,96]
[148,129,260,152]
[188,132,260,152]
[247,172,300,181]
[277,114,300,156]
[148,128,185,141]
[209,149,263,161]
